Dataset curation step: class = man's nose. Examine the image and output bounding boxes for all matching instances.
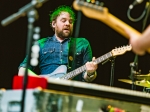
[65,21,70,25]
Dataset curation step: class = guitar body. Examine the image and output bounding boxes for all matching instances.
[40,65,67,79]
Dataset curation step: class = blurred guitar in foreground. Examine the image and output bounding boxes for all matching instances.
[73,0,141,39]
[73,0,150,53]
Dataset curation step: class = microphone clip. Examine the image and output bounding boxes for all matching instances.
[102,57,116,65]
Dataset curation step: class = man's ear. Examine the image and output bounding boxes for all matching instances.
[52,21,56,28]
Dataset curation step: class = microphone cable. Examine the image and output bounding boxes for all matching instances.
[127,1,149,22]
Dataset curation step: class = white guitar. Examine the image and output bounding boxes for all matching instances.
[41,45,132,80]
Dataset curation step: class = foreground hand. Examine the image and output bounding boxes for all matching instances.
[129,33,145,55]
[125,29,145,55]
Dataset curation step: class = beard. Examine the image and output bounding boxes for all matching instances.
[55,28,73,39]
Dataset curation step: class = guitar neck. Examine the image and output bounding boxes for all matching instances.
[105,14,150,53]
[102,13,141,39]
[61,52,112,80]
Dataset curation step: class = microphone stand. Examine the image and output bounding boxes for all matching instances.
[21,8,38,112]
[102,57,116,87]
[110,57,116,87]
[129,54,138,90]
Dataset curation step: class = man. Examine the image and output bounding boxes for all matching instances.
[127,25,150,55]
[18,5,98,82]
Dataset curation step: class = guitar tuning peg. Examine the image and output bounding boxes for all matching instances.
[95,1,104,6]
[95,0,100,5]
[99,2,104,6]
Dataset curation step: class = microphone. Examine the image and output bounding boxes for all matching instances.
[1,0,48,26]
[129,0,144,9]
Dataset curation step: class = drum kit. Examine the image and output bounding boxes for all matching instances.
[118,74,150,92]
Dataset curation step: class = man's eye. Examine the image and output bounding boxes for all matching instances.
[69,21,73,24]
[61,20,66,22]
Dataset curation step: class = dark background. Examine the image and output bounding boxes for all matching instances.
[0,0,150,91]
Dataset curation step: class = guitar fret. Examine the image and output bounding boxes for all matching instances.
[105,54,108,58]
[83,65,86,71]
[75,69,79,74]
[103,55,106,60]
[70,73,74,78]
[97,58,101,63]
[96,52,112,64]
[64,65,86,80]
[78,67,81,73]
[108,52,112,58]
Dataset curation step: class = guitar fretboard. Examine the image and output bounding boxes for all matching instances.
[61,52,112,80]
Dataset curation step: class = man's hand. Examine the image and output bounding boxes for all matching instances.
[128,32,145,55]
[83,57,98,82]
[85,57,98,75]
[125,26,150,55]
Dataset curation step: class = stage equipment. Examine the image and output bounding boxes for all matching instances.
[134,74,150,80]
[127,0,149,22]
[118,79,150,88]
[1,79,150,112]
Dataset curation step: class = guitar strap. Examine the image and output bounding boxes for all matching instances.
[68,37,76,73]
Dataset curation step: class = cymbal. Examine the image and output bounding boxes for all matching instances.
[134,74,150,80]
[118,79,150,88]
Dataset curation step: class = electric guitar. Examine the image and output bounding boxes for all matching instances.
[43,45,132,80]
[73,0,141,39]
[73,0,150,53]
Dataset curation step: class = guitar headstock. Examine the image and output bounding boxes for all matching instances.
[111,45,132,56]
[73,0,109,21]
